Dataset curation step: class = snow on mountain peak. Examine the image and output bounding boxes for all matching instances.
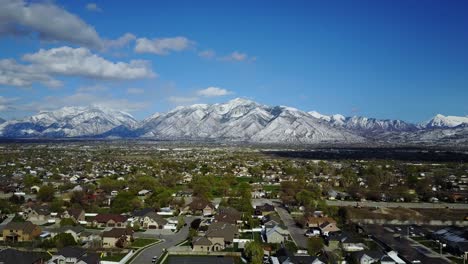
[422,114,468,128]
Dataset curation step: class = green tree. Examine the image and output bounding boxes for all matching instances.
[244,241,263,264]
[111,192,142,213]
[60,218,76,227]
[307,237,324,255]
[37,185,56,202]
[54,233,77,248]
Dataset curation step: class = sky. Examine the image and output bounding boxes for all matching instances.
[0,0,467,123]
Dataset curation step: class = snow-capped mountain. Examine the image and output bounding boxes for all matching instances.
[137,98,364,143]
[420,114,468,129]
[308,111,417,135]
[0,98,467,146]
[0,106,137,137]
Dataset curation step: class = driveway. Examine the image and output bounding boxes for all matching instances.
[275,206,308,249]
[130,216,195,264]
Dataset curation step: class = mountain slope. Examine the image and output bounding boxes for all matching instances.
[308,111,417,135]
[0,106,137,137]
[0,118,4,124]
[138,98,364,143]
[420,114,468,129]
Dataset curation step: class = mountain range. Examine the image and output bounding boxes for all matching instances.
[0,98,467,145]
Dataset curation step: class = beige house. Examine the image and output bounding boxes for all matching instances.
[61,208,85,223]
[319,221,340,236]
[187,198,215,216]
[2,221,41,242]
[91,214,127,228]
[102,228,133,248]
[192,222,238,252]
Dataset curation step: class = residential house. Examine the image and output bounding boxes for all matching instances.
[102,228,133,248]
[2,221,41,242]
[306,216,337,228]
[0,248,45,264]
[23,205,52,223]
[192,222,239,251]
[187,198,215,216]
[255,203,275,216]
[214,207,242,225]
[263,214,282,229]
[138,212,168,229]
[91,214,127,228]
[265,225,289,244]
[61,208,85,223]
[47,246,100,264]
[352,250,396,264]
[319,221,340,236]
[274,248,325,264]
[49,225,85,243]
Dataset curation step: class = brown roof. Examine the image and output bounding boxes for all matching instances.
[214,207,241,224]
[206,222,238,243]
[188,198,215,211]
[307,216,337,226]
[67,208,84,219]
[93,214,127,223]
[192,236,212,246]
[4,221,39,235]
[102,228,133,238]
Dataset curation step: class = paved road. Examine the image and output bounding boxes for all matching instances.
[326,200,468,209]
[275,206,308,249]
[130,217,195,264]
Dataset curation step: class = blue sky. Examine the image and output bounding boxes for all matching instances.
[0,0,467,122]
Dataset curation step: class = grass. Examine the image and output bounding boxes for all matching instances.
[101,253,127,261]
[132,238,160,248]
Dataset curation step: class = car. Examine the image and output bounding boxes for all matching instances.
[151,256,158,263]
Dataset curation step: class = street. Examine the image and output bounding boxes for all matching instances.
[130,217,195,264]
[326,200,468,209]
[275,206,308,249]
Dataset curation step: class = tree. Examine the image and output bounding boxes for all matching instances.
[60,218,76,227]
[54,233,77,248]
[307,237,324,255]
[244,241,263,264]
[37,185,55,202]
[111,191,142,213]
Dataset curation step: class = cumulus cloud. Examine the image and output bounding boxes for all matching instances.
[104,33,136,49]
[0,46,155,88]
[135,36,194,55]
[86,3,102,12]
[196,87,232,97]
[198,49,216,59]
[0,59,62,88]
[220,51,256,62]
[22,46,156,80]
[167,96,199,104]
[0,96,18,111]
[0,0,103,49]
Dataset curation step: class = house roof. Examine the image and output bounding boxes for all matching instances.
[102,228,133,238]
[188,197,215,211]
[56,246,85,258]
[214,207,241,224]
[132,208,155,217]
[4,221,38,234]
[64,208,84,219]
[93,213,127,223]
[206,222,238,242]
[192,236,212,246]
[144,212,168,225]
[0,248,44,264]
[255,203,275,212]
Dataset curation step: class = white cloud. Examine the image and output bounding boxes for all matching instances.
[196,87,232,97]
[0,59,62,88]
[25,92,149,113]
[198,49,216,59]
[127,88,144,94]
[220,51,256,62]
[0,96,18,111]
[135,37,194,55]
[104,33,136,49]
[0,0,104,49]
[167,96,198,104]
[86,3,102,12]
[76,85,108,93]
[22,46,156,80]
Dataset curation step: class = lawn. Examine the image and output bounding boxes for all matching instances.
[132,238,159,248]
[101,253,127,261]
